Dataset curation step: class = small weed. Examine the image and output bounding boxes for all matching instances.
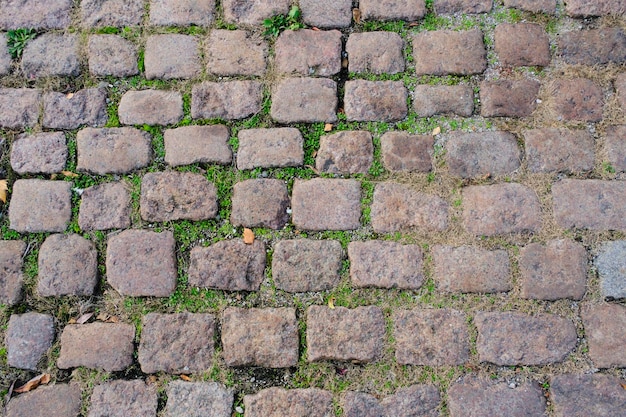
[6,28,37,59]
[263,6,304,37]
[602,162,616,174]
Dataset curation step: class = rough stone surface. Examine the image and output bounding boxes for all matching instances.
[550,374,626,417]
[475,312,577,365]
[0,88,41,129]
[205,30,267,76]
[222,307,298,368]
[503,0,556,13]
[88,380,157,417]
[9,180,71,233]
[432,245,511,293]
[300,0,352,28]
[272,239,343,292]
[6,312,55,370]
[188,240,266,291]
[81,0,145,28]
[43,88,108,129]
[237,127,303,169]
[38,234,97,297]
[605,125,626,172]
[360,0,426,21]
[164,125,231,166]
[22,33,79,78]
[394,309,469,366]
[480,79,540,117]
[138,313,215,373]
[595,240,626,299]
[371,182,449,233]
[271,78,337,123]
[462,183,541,236]
[559,28,626,66]
[119,90,183,125]
[307,305,385,363]
[106,230,177,297]
[10,132,67,174]
[222,0,290,25]
[565,0,626,17]
[0,0,72,30]
[413,30,487,75]
[165,381,233,417]
[495,23,551,67]
[552,78,603,122]
[316,130,373,174]
[524,128,595,173]
[5,385,81,417]
[192,81,262,120]
[617,73,626,112]
[88,35,139,77]
[346,32,405,74]
[145,35,200,79]
[230,179,290,229]
[343,386,441,417]
[0,36,12,75]
[344,80,408,122]
[348,240,424,289]
[582,303,626,368]
[58,323,135,371]
[413,85,474,117]
[0,240,25,306]
[78,182,132,231]
[77,127,152,174]
[276,29,342,76]
[149,0,216,26]
[291,178,361,231]
[435,0,492,13]
[381,132,433,172]
[244,388,333,417]
[446,131,521,178]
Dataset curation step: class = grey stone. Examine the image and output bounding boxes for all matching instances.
[552,78,603,122]
[503,0,556,13]
[149,0,216,26]
[0,0,72,30]
[565,0,625,17]
[381,132,433,172]
[0,35,11,75]
[413,85,474,117]
[550,374,626,417]
[559,28,626,66]
[88,35,139,77]
[0,88,41,129]
[5,385,81,417]
[413,30,487,75]
[10,132,67,174]
[205,30,267,76]
[78,182,132,231]
[118,90,183,125]
[360,0,427,21]
[343,386,441,417]
[9,180,71,233]
[81,0,145,28]
[595,240,626,299]
[347,32,405,74]
[275,29,342,76]
[0,240,25,306]
[524,128,595,174]
[164,125,232,166]
[480,79,540,117]
[77,127,152,174]
[582,303,626,368]
[165,381,233,417]
[316,130,373,174]
[230,179,290,229]
[192,81,262,120]
[43,88,108,129]
[88,380,157,417]
[237,127,303,169]
[145,34,201,79]
[300,0,352,28]
[6,312,55,370]
[446,131,521,178]
[244,388,333,417]
[271,78,337,123]
[605,125,626,172]
[435,0,492,13]
[344,80,408,122]
[22,33,79,78]
[222,0,290,25]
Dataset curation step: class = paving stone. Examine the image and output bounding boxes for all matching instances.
[550,374,626,417]
[435,0,492,13]
[565,0,625,17]
[58,323,135,371]
[6,312,54,370]
[446,131,521,178]
[43,88,108,129]
[582,303,626,367]
[520,239,587,300]
[413,85,474,117]
[38,234,97,297]
[524,128,595,173]
[106,229,177,297]
[307,305,385,363]
[480,79,540,117]
[381,132,433,172]
[343,385,441,417]
[88,35,139,77]
[347,32,405,74]
[237,127,303,169]
[348,240,424,289]
[145,34,200,79]
[559,28,626,66]
[10,132,67,175]
[344,80,408,122]
[276,29,342,76]
[244,388,333,417]
[272,239,343,292]
[360,0,426,21]
[77,127,152,174]
[78,182,132,231]
[164,125,232,166]
[81,0,145,28]
[205,30,267,76]
[270,78,337,123]
[605,125,626,172]
[475,311,577,365]
[495,23,550,67]
[617,73,626,112]
[371,182,449,233]
[9,180,71,233]
[503,0,556,13]
[432,245,511,293]
[118,90,183,125]
[5,385,82,417]
[595,240,626,299]
[291,178,361,231]
[0,88,41,129]
[448,378,546,417]
[0,36,11,75]
[316,130,373,174]
[222,0,290,25]
[462,183,541,236]
[300,0,352,28]
[552,78,603,122]
[138,313,215,373]
[0,240,25,306]
[22,33,79,78]
[165,381,233,417]
[230,179,290,229]
[149,0,216,26]
[413,30,487,75]
[553,179,626,231]
[88,380,157,417]
[0,0,72,30]
[192,81,262,120]
[188,240,266,291]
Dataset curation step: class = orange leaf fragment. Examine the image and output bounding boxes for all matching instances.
[180,374,192,381]
[243,228,255,244]
[621,382,626,390]
[14,374,51,393]
[0,179,8,204]
[352,8,361,24]
[324,123,333,132]
[66,92,74,99]
[61,171,79,178]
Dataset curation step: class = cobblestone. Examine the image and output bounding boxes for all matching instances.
[10,132,67,175]
[605,125,626,172]
[343,385,440,417]
[0,0,72,30]
[0,36,10,75]
[43,88,108,129]
[380,131,433,172]
[435,0,492,14]
[413,30,487,75]
[6,312,55,370]
[523,128,595,173]
[9,179,72,233]
[0,88,41,129]
[145,35,200,80]
[503,0,556,13]
[5,385,81,417]
[165,381,233,417]
[316,130,373,174]
[77,127,151,174]
[270,78,337,123]
[550,374,626,416]
[78,182,132,231]
[231,179,290,229]
[360,0,426,21]
[412,85,474,117]
[88,380,157,417]
[222,0,290,25]
[237,127,303,169]
[559,28,626,65]
[22,33,79,78]
[205,30,267,76]
[164,125,232,166]
[565,0,625,17]
[495,23,551,67]
[149,0,216,27]
[480,79,540,117]
[300,0,352,28]
[81,0,144,28]
[0,240,26,306]
[192,81,262,120]
[446,131,521,178]
[119,90,183,125]
[582,303,626,368]
[552,78,603,122]
[346,32,405,74]
[595,240,626,299]
[275,29,342,77]
[344,80,408,122]
[244,388,333,417]
[88,35,139,77]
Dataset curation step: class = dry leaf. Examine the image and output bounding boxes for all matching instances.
[146,375,158,385]
[96,312,110,322]
[0,179,8,204]
[243,228,255,244]
[179,374,192,382]
[352,8,361,24]
[432,126,441,135]
[328,297,335,309]
[66,92,74,99]
[14,374,50,394]
[621,382,626,390]
[76,312,94,324]
[50,174,58,180]
[324,123,333,132]
[311,26,321,31]
[61,170,79,178]
[106,315,119,323]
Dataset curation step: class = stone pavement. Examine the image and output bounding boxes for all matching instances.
[1,0,626,416]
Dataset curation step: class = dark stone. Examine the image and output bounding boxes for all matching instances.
[43,88,108,129]
[0,240,26,306]
[6,312,55,370]
[230,179,290,229]
[344,80,408,122]
[271,78,337,123]
[165,381,233,417]
[343,385,441,417]
[78,182,132,231]
[275,29,342,76]
[446,131,521,178]
[5,385,81,417]
[552,78,603,122]
[164,125,232,166]
[10,132,67,174]
[480,79,540,117]
[244,388,333,417]
[413,85,474,117]
[237,128,303,169]
[22,33,79,78]
[77,127,152,175]
[565,0,625,17]
[346,32,405,74]
[413,30,487,75]
[559,28,626,65]
[495,23,551,66]
[192,81,262,120]
[316,130,373,174]
[550,374,626,417]
[9,180,72,233]
[88,380,158,417]
[381,132,433,172]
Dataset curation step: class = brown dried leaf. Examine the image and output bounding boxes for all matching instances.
[146,375,158,385]
[179,374,192,382]
[621,382,626,390]
[324,123,333,132]
[432,126,441,136]
[352,8,361,24]
[61,171,79,178]
[328,297,335,309]
[106,316,119,323]
[0,179,8,204]
[66,92,74,99]
[96,312,110,322]
[14,374,51,393]
[243,228,255,244]
[305,165,320,175]
[76,312,94,324]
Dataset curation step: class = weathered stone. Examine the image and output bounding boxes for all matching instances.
[495,23,550,67]
[0,88,41,129]
[165,382,233,417]
[0,240,25,306]
[149,0,216,26]
[462,183,541,236]
[43,88,108,129]
[77,127,152,174]
[38,234,97,297]
[565,0,625,17]
[550,374,626,417]
[291,178,361,231]
[145,34,200,79]
[106,229,177,297]
[5,385,81,417]
[307,305,385,363]
[559,28,626,66]
[81,0,145,28]
[595,240,626,299]
[222,0,290,24]
[272,239,343,292]
[164,125,231,166]
[381,132,433,172]
[9,180,71,233]
[271,78,337,123]
[119,90,183,125]
[552,78,603,122]
[432,245,511,293]
[230,179,290,229]
[345,80,408,122]
[435,0,492,13]
[244,388,333,417]
[475,312,577,365]
[316,130,373,174]
[6,313,54,370]
[413,85,474,117]
[58,323,135,371]
[300,0,352,28]
[205,30,267,76]
[524,128,595,173]
[88,35,139,77]
[360,0,426,21]
[414,30,487,75]
[503,0,556,13]
[343,385,441,417]
[582,303,626,367]
[78,182,132,231]
[446,131,521,178]
[0,36,11,75]
[88,380,157,417]
[237,127,303,169]
[617,73,626,112]
[349,240,424,289]
[605,125,626,172]
[10,132,67,174]
[221,307,298,368]
[276,29,342,76]
[347,32,405,74]
[188,240,266,291]
[480,79,540,117]
[0,0,72,30]
[192,81,262,120]
[22,33,79,78]
[371,182,449,233]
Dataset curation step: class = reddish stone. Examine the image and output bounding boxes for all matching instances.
[413,85,474,117]
[244,388,333,417]
[149,0,216,26]
[164,125,232,166]
[230,179,290,229]
[435,0,492,14]
[118,90,183,125]
[582,303,626,368]
[0,0,72,30]
[503,0,556,13]
[237,128,303,169]
[0,240,26,306]
[144,34,201,79]
[552,78,603,122]
[446,131,521,178]
[88,35,138,77]
[559,28,626,66]
[222,0,290,25]
[605,125,626,172]
[5,385,81,417]
[192,81,262,120]
[43,88,108,129]
[271,78,337,123]
[6,312,55,370]
[89,380,157,417]
[413,30,487,75]
[81,0,144,28]
[480,79,540,117]
[550,374,626,417]
[346,32,405,74]
[344,80,408,122]
[495,23,551,67]
[381,132,433,172]
[205,30,267,76]
[343,386,440,417]
[275,29,342,76]
[78,182,131,231]
[300,0,352,28]
[316,130,373,174]
[360,0,426,21]
[9,180,72,233]
[0,88,41,129]
[565,0,625,16]
[523,128,595,173]
[77,127,152,174]
[22,33,80,78]
[10,132,67,175]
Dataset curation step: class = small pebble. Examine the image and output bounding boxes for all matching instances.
[235,406,244,414]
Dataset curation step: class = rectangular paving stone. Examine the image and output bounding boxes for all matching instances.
[165,381,233,417]
[495,22,551,67]
[595,240,626,299]
[480,79,540,117]
[413,84,474,117]
[300,0,352,28]
[88,35,139,77]
[605,125,626,172]
[0,240,26,306]
[435,0,492,13]
[237,127,303,170]
[6,312,55,370]
[617,73,626,112]
[550,374,626,417]
[0,35,11,75]
[43,88,108,129]
[192,81,262,120]
[9,179,72,233]
[88,380,157,417]
[552,78,603,122]
[270,78,337,123]
[205,30,267,76]
[222,0,289,25]
[230,179,290,229]
[149,0,216,26]
[343,385,441,417]
[145,34,200,79]
[381,131,433,172]
[118,90,183,125]
[524,128,595,174]
[559,28,626,66]
[22,33,79,78]
[244,388,333,417]
[360,0,426,21]
[5,385,81,417]
[346,32,405,74]
[565,0,625,16]
[446,131,521,178]
[0,88,41,129]
[413,29,487,75]
[316,130,373,174]
[503,0,556,13]
[345,80,408,122]
[582,303,626,368]
[164,125,231,166]
[77,127,152,174]
[0,0,72,30]
[10,132,67,175]
[275,29,342,77]
[81,0,145,28]
[78,181,131,231]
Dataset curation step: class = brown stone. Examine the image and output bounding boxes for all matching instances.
[231,179,290,229]
[222,0,290,25]
[144,34,200,80]
[244,388,333,417]
[149,0,216,26]
[495,23,551,67]
[381,132,433,172]
[582,303,626,368]
[343,386,441,417]
[559,28,626,66]
[237,127,303,169]
[81,0,145,28]
[192,81,262,120]
[5,385,81,417]
[360,0,426,21]
[524,128,595,173]
[205,30,267,76]
[346,32,405,74]
[0,240,26,306]
[565,0,625,17]
[164,125,232,166]
[118,90,183,125]
[617,73,626,112]
[553,78,603,122]
[9,180,72,233]
[446,131,521,178]
[344,80,408,122]
[6,312,55,370]
[300,0,352,28]
[316,130,373,174]
[88,35,139,77]
[435,0,492,13]
[77,127,152,174]
[413,85,474,117]
[0,0,72,30]
[22,33,79,78]
[10,132,67,175]
[0,88,41,129]
[88,380,157,417]
[503,0,556,13]
[271,78,337,123]
[78,182,131,231]
[165,382,233,417]
[480,79,540,117]
[413,30,487,75]
[605,125,626,172]
[550,374,626,417]
[275,29,342,76]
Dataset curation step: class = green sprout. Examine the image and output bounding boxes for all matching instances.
[7,28,37,59]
